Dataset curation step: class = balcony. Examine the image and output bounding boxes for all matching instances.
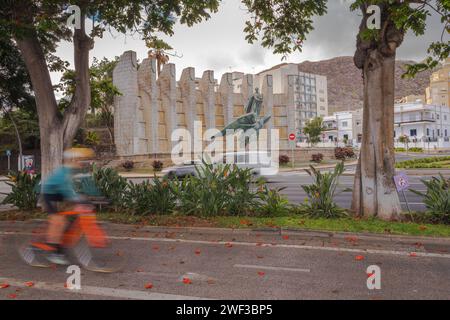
[395,115,436,124]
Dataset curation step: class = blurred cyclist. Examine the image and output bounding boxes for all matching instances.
[38,148,95,265]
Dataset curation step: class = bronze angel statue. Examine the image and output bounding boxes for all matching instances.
[213,88,271,144]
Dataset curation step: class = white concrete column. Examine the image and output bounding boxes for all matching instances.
[220,73,234,126]
[241,74,254,106]
[113,50,139,156]
[200,70,216,130]
[180,67,197,137]
[262,74,274,130]
[138,57,159,154]
[158,63,177,153]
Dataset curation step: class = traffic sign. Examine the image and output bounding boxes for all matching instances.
[394,172,410,192]
[289,133,296,141]
[6,150,11,157]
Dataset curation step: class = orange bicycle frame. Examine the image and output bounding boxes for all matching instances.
[59,209,108,248]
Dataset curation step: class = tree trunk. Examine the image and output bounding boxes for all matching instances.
[351,4,405,220]
[15,13,92,178]
[352,51,402,220]
[15,36,62,177]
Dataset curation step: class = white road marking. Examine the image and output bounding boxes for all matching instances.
[0,277,209,300]
[2,232,449,259]
[234,264,310,273]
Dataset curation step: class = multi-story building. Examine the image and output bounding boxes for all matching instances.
[254,63,328,141]
[394,102,450,148]
[322,110,363,147]
[396,95,425,104]
[426,58,450,107]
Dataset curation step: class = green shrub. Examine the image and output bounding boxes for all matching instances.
[225,166,260,215]
[396,156,450,169]
[172,161,259,216]
[122,160,134,171]
[410,174,450,224]
[298,162,347,218]
[2,172,41,210]
[92,166,128,212]
[395,148,406,152]
[85,131,100,147]
[311,153,324,163]
[334,147,355,160]
[408,147,423,153]
[152,160,164,172]
[125,178,176,215]
[257,185,290,216]
[279,155,290,165]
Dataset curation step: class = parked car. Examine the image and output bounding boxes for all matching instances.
[162,151,278,180]
[161,160,201,179]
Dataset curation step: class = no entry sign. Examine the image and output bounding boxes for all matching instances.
[289,133,296,141]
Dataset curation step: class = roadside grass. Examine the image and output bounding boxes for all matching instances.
[2,210,449,238]
[396,156,450,169]
[280,159,350,169]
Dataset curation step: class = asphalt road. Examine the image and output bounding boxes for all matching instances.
[0,222,449,300]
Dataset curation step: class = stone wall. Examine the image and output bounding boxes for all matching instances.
[113,50,297,158]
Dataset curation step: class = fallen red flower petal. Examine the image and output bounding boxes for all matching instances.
[183,278,192,285]
[8,294,17,299]
[355,255,365,261]
[195,249,201,255]
[144,283,153,289]
[282,235,289,240]
[410,252,418,257]
[24,282,34,288]
[258,272,265,276]
[225,243,233,248]
[0,283,10,289]
[152,246,160,251]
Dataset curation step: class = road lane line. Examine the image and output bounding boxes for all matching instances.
[0,277,209,300]
[234,264,310,273]
[2,232,449,259]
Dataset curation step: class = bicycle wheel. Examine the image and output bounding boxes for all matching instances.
[15,220,53,268]
[71,222,126,273]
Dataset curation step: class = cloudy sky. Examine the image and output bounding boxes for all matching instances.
[53,0,446,85]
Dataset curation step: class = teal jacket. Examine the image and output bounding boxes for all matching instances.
[42,166,79,201]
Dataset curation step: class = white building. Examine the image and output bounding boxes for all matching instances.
[320,110,362,147]
[394,102,450,149]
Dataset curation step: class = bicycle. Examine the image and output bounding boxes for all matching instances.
[17,203,126,273]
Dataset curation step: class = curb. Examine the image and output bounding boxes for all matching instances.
[3,220,448,244]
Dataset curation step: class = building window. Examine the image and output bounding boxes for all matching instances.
[437,129,440,136]
[445,129,448,137]
[427,128,430,136]
[341,121,348,128]
[410,129,417,137]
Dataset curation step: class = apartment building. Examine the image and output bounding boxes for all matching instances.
[254,63,328,141]
[394,102,450,149]
[426,58,450,107]
[322,110,363,147]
